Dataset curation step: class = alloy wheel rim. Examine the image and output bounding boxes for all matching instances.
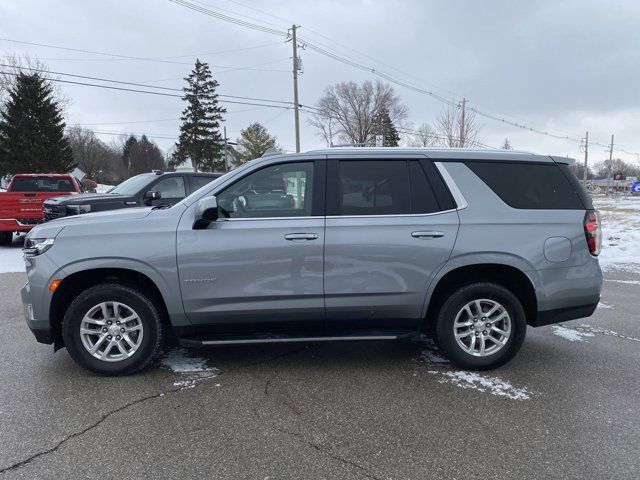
[79,301,144,362]
[453,299,511,357]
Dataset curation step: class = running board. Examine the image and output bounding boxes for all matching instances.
[179,333,404,347]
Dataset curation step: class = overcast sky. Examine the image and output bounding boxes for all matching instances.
[1,0,639,165]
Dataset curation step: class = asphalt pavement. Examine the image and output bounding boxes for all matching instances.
[0,269,639,479]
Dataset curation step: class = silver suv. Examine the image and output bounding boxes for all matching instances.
[21,149,603,375]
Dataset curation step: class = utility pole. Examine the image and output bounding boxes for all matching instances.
[290,25,301,153]
[223,126,229,172]
[459,98,466,148]
[582,131,589,184]
[606,134,614,197]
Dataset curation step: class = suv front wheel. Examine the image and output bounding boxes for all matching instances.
[434,282,527,370]
[62,283,163,375]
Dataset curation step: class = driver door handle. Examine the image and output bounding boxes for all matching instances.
[411,231,444,239]
[284,233,318,241]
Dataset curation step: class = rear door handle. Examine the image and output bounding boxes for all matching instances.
[284,233,318,241]
[411,231,444,239]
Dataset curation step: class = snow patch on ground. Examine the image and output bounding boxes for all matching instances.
[594,197,640,274]
[159,348,219,390]
[552,325,594,342]
[597,302,613,309]
[605,279,640,286]
[418,338,530,400]
[579,324,640,343]
[428,370,530,400]
[0,235,25,273]
[160,348,213,373]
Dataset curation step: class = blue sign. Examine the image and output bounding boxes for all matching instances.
[632,182,640,193]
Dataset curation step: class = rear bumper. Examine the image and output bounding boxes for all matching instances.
[0,219,34,232]
[531,302,598,327]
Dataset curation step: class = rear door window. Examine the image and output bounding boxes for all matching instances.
[466,161,585,209]
[334,160,411,216]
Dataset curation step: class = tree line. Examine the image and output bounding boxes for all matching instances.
[0,56,279,183]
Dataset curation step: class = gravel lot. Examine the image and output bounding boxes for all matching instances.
[1,264,639,479]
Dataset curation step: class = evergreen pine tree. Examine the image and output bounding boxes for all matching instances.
[173,59,226,172]
[236,122,278,164]
[371,106,400,147]
[0,72,74,175]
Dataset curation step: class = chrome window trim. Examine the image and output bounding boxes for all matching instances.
[434,161,468,210]
[215,210,458,222]
[325,210,457,220]
[218,215,319,222]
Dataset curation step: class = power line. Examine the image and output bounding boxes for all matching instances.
[0,70,293,109]
[0,65,294,106]
[70,107,268,127]
[169,0,286,36]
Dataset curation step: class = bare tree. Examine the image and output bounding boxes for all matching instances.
[0,54,70,111]
[409,123,438,147]
[66,126,120,180]
[308,113,338,147]
[309,80,408,146]
[434,104,482,148]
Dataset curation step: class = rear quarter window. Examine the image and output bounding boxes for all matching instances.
[466,161,585,210]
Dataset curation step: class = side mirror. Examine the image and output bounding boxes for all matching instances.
[144,191,161,200]
[193,196,218,229]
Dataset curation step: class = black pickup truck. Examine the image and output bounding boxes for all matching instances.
[43,171,221,221]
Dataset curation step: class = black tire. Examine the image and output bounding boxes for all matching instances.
[434,282,526,370]
[0,231,12,246]
[62,283,163,375]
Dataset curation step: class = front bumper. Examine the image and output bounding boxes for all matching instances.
[21,281,53,344]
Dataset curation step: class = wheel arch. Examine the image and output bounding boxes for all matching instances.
[49,268,172,350]
[424,263,538,328]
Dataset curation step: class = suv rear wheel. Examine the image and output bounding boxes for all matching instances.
[434,282,526,370]
[62,283,163,375]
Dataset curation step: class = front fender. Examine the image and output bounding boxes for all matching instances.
[56,257,189,327]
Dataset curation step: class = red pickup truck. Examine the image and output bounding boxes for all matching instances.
[0,174,83,246]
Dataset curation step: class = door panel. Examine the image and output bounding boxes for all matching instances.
[324,212,458,329]
[176,159,326,334]
[177,217,325,331]
[324,157,459,330]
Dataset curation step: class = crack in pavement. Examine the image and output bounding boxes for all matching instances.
[0,344,315,476]
[265,421,386,480]
[251,353,387,480]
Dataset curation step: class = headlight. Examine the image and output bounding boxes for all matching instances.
[23,238,55,257]
[68,204,91,214]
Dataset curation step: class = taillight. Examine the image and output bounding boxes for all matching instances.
[584,210,602,256]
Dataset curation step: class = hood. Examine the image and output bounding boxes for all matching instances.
[30,207,154,239]
[45,193,126,205]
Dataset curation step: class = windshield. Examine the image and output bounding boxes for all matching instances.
[109,174,155,195]
[11,176,76,192]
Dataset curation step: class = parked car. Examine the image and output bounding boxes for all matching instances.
[21,148,602,375]
[43,171,221,221]
[0,174,84,246]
